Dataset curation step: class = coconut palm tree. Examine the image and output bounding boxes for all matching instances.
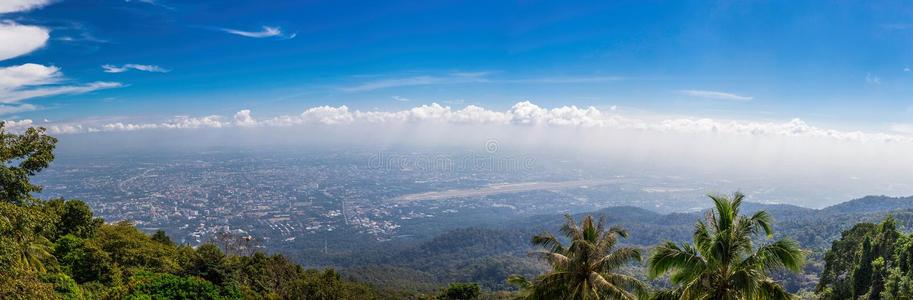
[647,192,804,300]
[524,214,648,300]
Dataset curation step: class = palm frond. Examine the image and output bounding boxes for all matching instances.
[595,247,641,271]
[529,250,570,268]
[752,239,804,272]
[531,233,566,253]
[757,279,793,300]
[647,241,706,280]
[748,210,774,238]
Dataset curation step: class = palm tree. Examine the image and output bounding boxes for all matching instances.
[0,202,55,273]
[523,214,648,300]
[647,192,804,300]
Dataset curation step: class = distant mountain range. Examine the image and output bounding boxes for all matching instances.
[820,195,913,214]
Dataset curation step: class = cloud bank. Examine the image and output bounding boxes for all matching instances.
[1,101,904,145]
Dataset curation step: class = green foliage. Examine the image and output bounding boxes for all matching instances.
[816,222,877,299]
[0,124,57,205]
[183,243,227,285]
[0,201,55,273]
[54,234,111,283]
[151,230,174,246]
[647,192,804,299]
[524,214,648,300]
[43,198,102,239]
[817,216,902,299]
[0,272,57,300]
[41,273,84,300]
[438,282,481,300]
[95,221,181,274]
[124,271,236,300]
[876,226,913,299]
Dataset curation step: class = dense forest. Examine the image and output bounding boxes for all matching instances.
[3,124,913,299]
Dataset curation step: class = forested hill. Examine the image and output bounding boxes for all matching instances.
[821,195,913,214]
[343,195,913,293]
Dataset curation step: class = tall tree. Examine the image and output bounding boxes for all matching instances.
[0,123,57,205]
[524,214,648,300]
[647,192,804,300]
[816,223,878,299]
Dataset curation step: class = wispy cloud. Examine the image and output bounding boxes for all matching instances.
[392,96,410,102]
[220,26,295,39]
[340,72,624,92]
[0,81,122,103]
[502,76,625,84]
[881,23,912,30]
[0,103,37,115]
[124,0,174,10]
[866,73,881,85]
[341,76,455,92]
[102,64,170,73]
[0,64,122,103]
[52,21,110,44]
[680,89,753,101]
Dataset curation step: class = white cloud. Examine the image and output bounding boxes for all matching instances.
[392,96,410,102]
[0,79,121,103]
[0,63,61,88]
[866,73,882,85]
[233,109,257,127]
[98,115,227,132]
[501,76,625,84]
[2,118,33,130]
[0,63,122,103]
[0,103,36,115]
[0,21,49,61]
[341,76,447,92]
[680,89,753,101]
[341,73,624,92]
[890,123,913,135]
[124,0,174,10]
[102,64,170,73]
[220,26,291,38]
[0,0,51,14]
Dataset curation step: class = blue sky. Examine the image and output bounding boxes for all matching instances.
[2,0,913,133]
